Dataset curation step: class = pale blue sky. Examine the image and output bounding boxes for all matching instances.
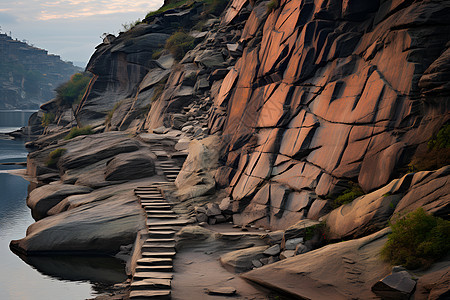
[0,0,163,67]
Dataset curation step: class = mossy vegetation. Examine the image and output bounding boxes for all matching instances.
[152,49,164,60]
[409,124,450,172]
[165,31,195,61]
[45,148,66,168]
[203,0,229,16]
[55,72,92,107]
[64,126,93,140]
[381,208,450,269]
[267,0,279,13]
[145,0,192,18]
[41,112,55,127]
[330,182,365,209]
[105,100,124,126]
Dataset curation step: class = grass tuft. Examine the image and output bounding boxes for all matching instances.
[64,126,93,140]
[45,148,66,168]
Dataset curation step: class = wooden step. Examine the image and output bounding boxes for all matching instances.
[145,238,175,243]
[144,205,172,210]
[129,290,171,299]
[147,226,180,231]
[139,196,165,200]
[135,265,173,272]
[130,278,171,290]
[133,272,173,280]
[141,201,168,205]
[141,251,176,258]
[148,230,176,238]
[147,219,191,227]
[147,215,178,219]
[146,210,174,214]
[136,258,173,266]
[142,246,176,253]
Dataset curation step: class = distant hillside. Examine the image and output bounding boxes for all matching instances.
[0,33,82,109]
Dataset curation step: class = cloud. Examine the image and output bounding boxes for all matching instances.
[38,0,161,20]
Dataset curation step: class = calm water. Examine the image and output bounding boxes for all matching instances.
[0,111,126,299]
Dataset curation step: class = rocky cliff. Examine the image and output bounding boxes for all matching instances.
[0,33,81,109]
[74,0,449,228]
[13,0,450,298]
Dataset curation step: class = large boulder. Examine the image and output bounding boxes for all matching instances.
[371,269,417,300]
[175,136,220,200]
[325,168,450,240]
[220,245,269,273]
[11,196,146,254]
[59,132,141,170]
[105,150,156,181]
[242,229,392,299]
[27,183,92,220]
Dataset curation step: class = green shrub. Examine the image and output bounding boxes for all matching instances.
[267,0,279,13]
[41,112,55,127]
[165,31,195,61]
[152,49,164,60]
[45,148,66,168]
[428,124,450,150]
[64,126,93,140]
[331,182,364,208]
[409,124,450,172]
[55,72,92,107]
[381,208,450,269]
[146,0,192,18]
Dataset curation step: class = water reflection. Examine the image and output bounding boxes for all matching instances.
[0,136,127,299]
[15,254,127,288]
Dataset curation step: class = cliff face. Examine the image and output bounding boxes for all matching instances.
[0,33,81,109]
[207,0,450,228]
[71,0,450,230]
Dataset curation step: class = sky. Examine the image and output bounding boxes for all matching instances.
[0,0,164,68]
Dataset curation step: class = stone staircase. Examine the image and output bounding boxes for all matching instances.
[158,160,182,183]
[129,183,190,299]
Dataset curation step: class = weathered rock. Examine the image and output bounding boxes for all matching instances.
[196,212,208,223]
[263,230,284,245]
[59,132,141,170]
[194,50,225,68]
[371,270,417,300]
[175,136,220,200]
[206,286,237,296]
[414,264,450,300]
[220,245,269,273]
[326,169,450,240]
[242,229,392,299]
[284,238,303,250]
[263,244,281,256]
[11,196,146,254]
[280,250,295,259]
[252,259,263,268]
[105,150,156,181]
[206,203,222,216]
[283,219,321,241]
[295,243,308,255]
[219,197,233,214]
[27,183,92,220]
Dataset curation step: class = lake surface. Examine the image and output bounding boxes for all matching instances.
[0,111,126,299]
